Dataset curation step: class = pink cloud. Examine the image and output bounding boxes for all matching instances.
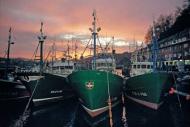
[0,0,183,58]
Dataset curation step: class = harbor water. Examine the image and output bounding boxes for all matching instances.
[0,94,189,127]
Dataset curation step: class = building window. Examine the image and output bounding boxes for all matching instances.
[184,43,188,48]
[182,37,187,42]
[185,52,188,56]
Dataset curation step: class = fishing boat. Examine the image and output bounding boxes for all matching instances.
[46,42,76,77]
[0,28,30,103]
[68,10,124,118]
[20,23,74,106]
[124,23,174,110]
[46,59,75,77]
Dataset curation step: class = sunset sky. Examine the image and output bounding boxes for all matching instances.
[0,0,184,59]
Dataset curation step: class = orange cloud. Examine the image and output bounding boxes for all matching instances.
[0,0,183,58]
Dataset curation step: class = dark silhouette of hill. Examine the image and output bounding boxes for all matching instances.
[115,52,131,67]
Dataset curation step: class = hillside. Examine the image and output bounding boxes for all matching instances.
[159,4,190,40]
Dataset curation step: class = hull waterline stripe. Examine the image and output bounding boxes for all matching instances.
[33,96,63,102]
[81,100,120,117]
[126,95,163,110]
[15,85,27,89]
[0,96,30,101]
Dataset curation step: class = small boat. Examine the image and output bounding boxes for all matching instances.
[0,28,30,103]
[172,60,190,100]
[124,23,174,110]
[68,10,124,118]
[20,23,74,106]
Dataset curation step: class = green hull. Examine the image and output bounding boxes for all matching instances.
[125,72,174,109]
[68,70,123,117]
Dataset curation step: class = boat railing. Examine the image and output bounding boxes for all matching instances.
[46,68,73,75]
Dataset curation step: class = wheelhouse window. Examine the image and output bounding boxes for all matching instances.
[65,66,73,69]
[147,65,150,69]
[60,66,73,69]
[141,65,146,68]
[97,63,112,67]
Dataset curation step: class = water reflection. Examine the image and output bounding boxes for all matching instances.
[0,95,189,127]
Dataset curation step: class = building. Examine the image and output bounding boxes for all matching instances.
[158,28,190,61]
[131,3,190,67]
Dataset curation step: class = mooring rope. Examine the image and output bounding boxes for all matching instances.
[11,78,40,127]
[24,79,40,114]
[122,92,128,127]
[106,71,113,127]
[172,72,182,111]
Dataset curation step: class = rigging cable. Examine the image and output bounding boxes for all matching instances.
[107,70,113,127]
[101,36,113,127]
[31,43,40,60]
[12,79,40,127]
[3,48,7,58]
[172,72,182,111]
[81,38,92,58]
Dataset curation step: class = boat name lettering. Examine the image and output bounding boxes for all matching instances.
[132,91,147,96]
[50,90,63,94]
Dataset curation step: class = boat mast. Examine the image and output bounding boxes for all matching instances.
[74,40,77,61]
[51,42,56,70]
[6,27,14,78]
[67,40,70,65]
[152,21,158,72]
[38,22,47,73]
[111,36,115,55]
[111,36,115,70]
[89,10,101,70]
[133,36,138,62]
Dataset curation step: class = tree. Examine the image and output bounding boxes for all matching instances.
[144,14,174,43]
[144,26,152,43]
[144,0,190,43]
